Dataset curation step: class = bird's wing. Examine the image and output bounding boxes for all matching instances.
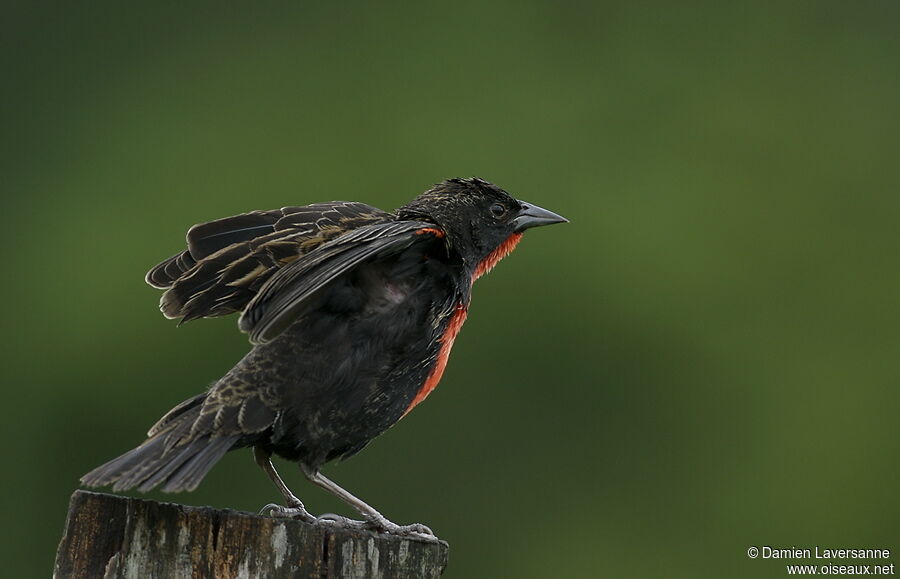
[146,202,392,323]
[239,221,443,344]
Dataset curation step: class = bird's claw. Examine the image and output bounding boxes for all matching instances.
[366,517,438,541]
[259,502,317,524]
[315,513,369,528]
[259,502,280,515]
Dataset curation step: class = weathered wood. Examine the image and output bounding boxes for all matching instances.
[54,490,448,578]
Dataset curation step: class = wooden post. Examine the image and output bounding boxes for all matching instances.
[54,490,449,578]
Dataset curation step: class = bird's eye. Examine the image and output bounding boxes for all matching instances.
[489,203,507,218]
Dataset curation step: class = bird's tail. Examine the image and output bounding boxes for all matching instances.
[80,393,240,493]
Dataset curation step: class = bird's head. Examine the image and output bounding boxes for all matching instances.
[398,177,567,277]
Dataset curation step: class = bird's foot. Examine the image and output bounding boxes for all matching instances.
[364,513,438,541]
[260,505,437,541]
[259,502,317,524]
[315,513,370,529]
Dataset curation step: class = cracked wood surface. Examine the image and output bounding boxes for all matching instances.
[54,490,448,578]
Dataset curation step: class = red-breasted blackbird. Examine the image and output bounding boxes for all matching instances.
[82,177,566,539]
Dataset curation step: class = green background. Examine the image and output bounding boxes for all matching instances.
[4,1,898,577]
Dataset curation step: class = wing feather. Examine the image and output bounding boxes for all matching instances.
[146,202,392,321]
[238,221,440,344]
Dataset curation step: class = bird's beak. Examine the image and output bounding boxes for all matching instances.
[512,201,569,232]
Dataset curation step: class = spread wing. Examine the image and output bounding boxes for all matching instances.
[147,202,392,323]
[239,221,443,344]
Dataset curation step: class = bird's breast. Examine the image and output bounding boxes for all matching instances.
[402,302,468,417]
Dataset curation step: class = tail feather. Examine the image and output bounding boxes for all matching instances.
[120,420,202,489]
[81,407,240,493]
[159,436,235,492]
[125,438,200,492]
[113,438,173,491]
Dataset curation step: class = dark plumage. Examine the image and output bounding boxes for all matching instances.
[82,177,566,538]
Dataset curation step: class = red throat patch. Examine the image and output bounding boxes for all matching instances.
[403,303,468,417]
[473,233,523,281]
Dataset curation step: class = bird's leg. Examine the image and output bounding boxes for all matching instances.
[253,447,316,523]
[299,463,438,540]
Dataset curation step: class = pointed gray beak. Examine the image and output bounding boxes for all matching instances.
[512,200,568,232]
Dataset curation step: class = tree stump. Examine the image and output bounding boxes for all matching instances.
[54,490,449,578]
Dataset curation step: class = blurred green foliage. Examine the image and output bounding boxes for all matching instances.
[3,1,898,577]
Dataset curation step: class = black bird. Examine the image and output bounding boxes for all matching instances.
[81,177,566,538]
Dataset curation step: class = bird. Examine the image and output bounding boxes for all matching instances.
[81,177,567,539]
